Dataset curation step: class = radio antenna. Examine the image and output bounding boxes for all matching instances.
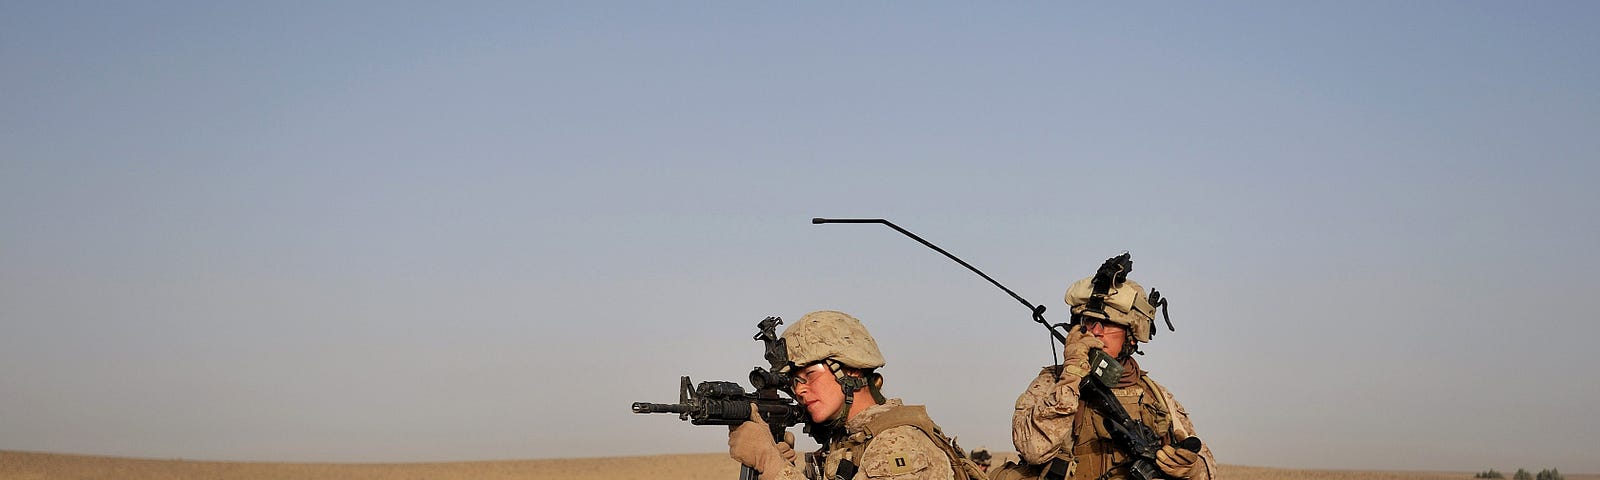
[812,217,1066,345]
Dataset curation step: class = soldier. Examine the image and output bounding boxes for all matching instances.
[969,448,993,473]
[996,259,1216,480]
[727,310,982,480]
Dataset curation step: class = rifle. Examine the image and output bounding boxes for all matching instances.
[1073,348,1202,480]
[631,316,809,480]
[812,218,1200,480]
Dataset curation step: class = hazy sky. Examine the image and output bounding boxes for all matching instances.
[3,1,1598,473]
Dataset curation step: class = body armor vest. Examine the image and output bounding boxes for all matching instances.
[811,405,982,480]
[1067,375,1173,480]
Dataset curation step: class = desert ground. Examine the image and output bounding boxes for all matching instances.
[1,450,1591,480]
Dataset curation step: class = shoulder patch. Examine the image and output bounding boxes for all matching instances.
[888,455,921,475]
[861,449,930,478]
[859,426,950,479]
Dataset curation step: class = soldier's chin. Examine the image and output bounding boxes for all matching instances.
[807,404,837,423]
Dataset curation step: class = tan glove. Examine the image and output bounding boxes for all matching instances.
[728,404,791,474]
[776,430,797,463]
[1060,326,1106,380]
[1155,444,1200,478]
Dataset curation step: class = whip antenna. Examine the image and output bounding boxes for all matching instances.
[812,217,1066,344]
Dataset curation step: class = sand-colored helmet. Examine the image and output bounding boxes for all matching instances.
[779,310,886,373]
[969,447,993,467]
[1066,276,1158,342]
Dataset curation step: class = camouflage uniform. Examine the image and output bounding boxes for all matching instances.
[968,448,993,473]
[799,399,958,480]
[999,257,1216,480]
[731,311,970,480]
[1009,365,1216,480]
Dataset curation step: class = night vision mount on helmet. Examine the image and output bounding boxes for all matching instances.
[1065,252,1176,346]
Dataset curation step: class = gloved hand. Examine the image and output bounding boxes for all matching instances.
[1155,444,1200,478]
[1060,325,1106,381]
[728,404,791,474]
[776,430,797,463]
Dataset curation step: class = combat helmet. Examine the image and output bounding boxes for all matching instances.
[779,310,885,372]
[1064,253,1169,344]
[779,310,887,422]
[969,447,993,468]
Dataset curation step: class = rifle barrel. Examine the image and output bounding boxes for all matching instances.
[631,402,690,414]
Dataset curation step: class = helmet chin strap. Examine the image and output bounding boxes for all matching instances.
[825,360,870,426]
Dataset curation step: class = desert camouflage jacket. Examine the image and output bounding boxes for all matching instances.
[767,399,957,480]
[1012,367,1216,480]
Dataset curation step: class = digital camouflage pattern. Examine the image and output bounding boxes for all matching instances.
[766,399,958,480]
[780,310,887,373]
[1064,277,1158,343]
[820,399,958,480]
[746,312,972,479]
[1010,367,1215,480]
[1012,366,1083,466]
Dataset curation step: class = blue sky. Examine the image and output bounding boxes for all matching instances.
[3,1,1598,472]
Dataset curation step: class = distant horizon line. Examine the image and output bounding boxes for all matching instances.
[2,449,1587,476]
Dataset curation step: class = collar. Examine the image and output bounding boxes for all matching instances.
[844,398,902,435]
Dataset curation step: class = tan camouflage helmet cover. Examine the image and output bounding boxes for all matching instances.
[1065,277,1159,342]
[779,310,886,372]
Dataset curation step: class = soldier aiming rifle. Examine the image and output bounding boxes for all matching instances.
[631,317,808,480]
[635,312,985,480]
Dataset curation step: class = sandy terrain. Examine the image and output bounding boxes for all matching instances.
[1,450,1591,480]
